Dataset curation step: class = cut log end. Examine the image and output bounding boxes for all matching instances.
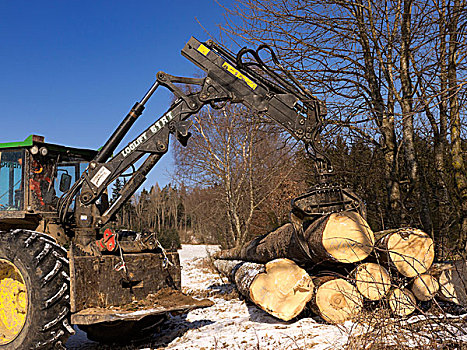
[388,288,417,316]
[438,261,467,306]
[381,228,434,278]
[250,258,314,321]
[322,211,375,264]
[351,263,391,300]
[312,276,363,324]
[411,273,439,301]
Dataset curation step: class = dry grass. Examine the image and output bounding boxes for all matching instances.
[341,305,466,349]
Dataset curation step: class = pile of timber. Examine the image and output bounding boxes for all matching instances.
[213,211,466,324]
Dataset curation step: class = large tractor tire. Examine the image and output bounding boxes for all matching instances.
[0,230,74,349]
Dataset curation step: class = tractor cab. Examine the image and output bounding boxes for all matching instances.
[0,135,97,234]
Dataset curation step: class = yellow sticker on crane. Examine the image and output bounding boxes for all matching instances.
[222,62,257,90]
[197,44,210,56]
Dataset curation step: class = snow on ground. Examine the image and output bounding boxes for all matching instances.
[151,245,350,350]
[150,298,351,350]
[66,244,467,350]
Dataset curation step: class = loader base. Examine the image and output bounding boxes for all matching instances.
[69,249,184,313]
[71,288,213,325]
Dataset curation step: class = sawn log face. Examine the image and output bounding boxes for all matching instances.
[310,275,363,324]
[214,211,374,266]
[438,260,467,306]
[350,263,391,301]
[304,211,374,263]
[249,259,314,321]
[214,258,314,321]
[376,228,434,278]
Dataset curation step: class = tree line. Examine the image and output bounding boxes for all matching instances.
[219,0,467,256]
[110,0,467,258]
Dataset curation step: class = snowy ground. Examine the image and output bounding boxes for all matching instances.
[65,245,467,350]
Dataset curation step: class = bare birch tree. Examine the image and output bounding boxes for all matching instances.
[173,105,299,248]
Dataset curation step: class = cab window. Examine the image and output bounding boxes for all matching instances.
[53,162,88,209]
[0,150,24,211]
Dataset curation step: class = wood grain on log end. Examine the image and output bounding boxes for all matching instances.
[322,211,375,264]
[351,263,391,301]
[438,261,467,306]
[411,273,439,301]
[250,258,314,321]
[378,228,434,278]
[388,288,417,316]
[312,276,363,324]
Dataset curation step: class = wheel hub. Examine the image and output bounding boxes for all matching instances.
[0,259,28,345]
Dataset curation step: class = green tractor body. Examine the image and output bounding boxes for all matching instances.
[0,135,208,348]
[0,135,95,237]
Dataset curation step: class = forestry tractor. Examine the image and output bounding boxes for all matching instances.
[0,37,363,349]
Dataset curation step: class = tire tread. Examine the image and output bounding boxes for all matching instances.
[0,229,73,349]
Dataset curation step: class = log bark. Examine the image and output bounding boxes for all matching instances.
[214,258,314,321]
[388,287,417,316]
[428,262,453,276]
[214,211,374,265]
[213,259,265,297]
[350,263,392,301]
[213,223,309,264]
[410,273,439,301]
[376,228,434,277]
[310,275,363,324]
[438,260,467,306]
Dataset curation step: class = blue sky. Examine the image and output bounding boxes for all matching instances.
[0,0,235,187]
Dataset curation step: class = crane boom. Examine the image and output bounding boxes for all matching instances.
[57,37,361,252]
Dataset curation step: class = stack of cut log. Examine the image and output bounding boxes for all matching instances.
[213,211,466,324]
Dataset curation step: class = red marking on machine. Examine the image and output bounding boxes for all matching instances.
[96,229,118,252]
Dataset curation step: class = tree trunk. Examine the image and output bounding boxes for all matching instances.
[213,223,308,263]
[400,0,433,232]
[448,0,467,249]
[433,0,450,257]
[213,259,265,297]
[376,228,434,277]
[354,0,402,228]
[213,258,314,321]
[350,263,391,301]
[214,211,374,265]
[310,275,363,324]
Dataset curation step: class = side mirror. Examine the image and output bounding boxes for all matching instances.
[59,173,72,192]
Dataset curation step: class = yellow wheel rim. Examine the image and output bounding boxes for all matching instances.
[0,259,28,345]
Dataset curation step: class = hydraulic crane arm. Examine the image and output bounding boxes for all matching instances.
[58,37,359,249]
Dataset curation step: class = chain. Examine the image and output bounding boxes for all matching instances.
[156,240,173,269]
